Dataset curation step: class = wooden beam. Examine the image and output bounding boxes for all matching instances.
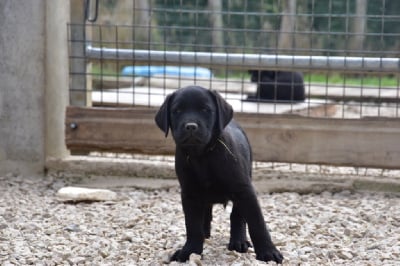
[66,106,174,154]
[66,106,400,169]
[239,114,400,169]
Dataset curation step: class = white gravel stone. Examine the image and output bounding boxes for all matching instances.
[189,253,202,266]
[56,186,118,202]
[0,174,399,265]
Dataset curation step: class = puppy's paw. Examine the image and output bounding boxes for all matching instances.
[170,249,202,262]
[204,228,211,239]
[228,240,252,253]
[170,249,188,262]
[256,247,283,264]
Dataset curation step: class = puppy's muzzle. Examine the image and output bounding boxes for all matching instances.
[185,122,199,132]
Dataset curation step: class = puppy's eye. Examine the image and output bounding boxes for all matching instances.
[172,108,182,114]
[201,107,211,113]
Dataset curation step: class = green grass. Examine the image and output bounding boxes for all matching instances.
[90,65,119,77]
[304,73,399,87]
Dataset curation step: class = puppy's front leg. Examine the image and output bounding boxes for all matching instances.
[171,195,205,262]
[203,204,213,238]
[233,187,283,264]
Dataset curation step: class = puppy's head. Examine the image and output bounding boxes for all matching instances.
[155,86,233,154]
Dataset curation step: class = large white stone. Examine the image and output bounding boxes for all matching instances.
[56,186,117,202]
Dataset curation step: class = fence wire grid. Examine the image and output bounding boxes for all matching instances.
[69,0,400,119]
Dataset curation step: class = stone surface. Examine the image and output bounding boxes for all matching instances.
[56,186,118,202]
[1,174,399,265]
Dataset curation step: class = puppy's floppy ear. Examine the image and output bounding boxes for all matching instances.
[209,90,233,134]
[155,93,174,137]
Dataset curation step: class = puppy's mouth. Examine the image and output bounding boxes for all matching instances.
[179,135,205,146]
[177,135,210,156]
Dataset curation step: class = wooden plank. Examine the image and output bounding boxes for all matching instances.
[239,114,400,169]
[66,106,400,169]
[66,106,175,155]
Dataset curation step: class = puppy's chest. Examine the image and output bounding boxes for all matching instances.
[188,163,221,189]
[191,168,230,204]
[188,159,227,191]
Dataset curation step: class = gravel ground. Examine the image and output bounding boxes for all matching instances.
[1,173,399,266]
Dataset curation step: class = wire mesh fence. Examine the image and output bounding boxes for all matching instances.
[69,0,400,119]
[65,0,400,174]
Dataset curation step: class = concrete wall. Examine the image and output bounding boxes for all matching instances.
[0,0,70,175]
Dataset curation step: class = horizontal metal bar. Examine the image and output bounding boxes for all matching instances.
[86,45,399,72]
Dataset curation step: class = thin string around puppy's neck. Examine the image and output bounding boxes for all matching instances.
[216,138,236,160]
[186,138,237,163]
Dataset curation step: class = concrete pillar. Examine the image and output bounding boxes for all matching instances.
[0,0,70,175]
[45,0,71,160]
[0,0,46,174]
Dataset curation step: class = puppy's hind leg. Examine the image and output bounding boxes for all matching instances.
[228,203,251,253]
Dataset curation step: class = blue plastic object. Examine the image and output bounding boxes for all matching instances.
[121,66,213,78]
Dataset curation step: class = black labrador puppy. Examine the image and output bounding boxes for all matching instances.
[155,85,283,264]
[248,70,305,102]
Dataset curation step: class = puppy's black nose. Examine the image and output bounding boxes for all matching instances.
[185,122,198,132]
